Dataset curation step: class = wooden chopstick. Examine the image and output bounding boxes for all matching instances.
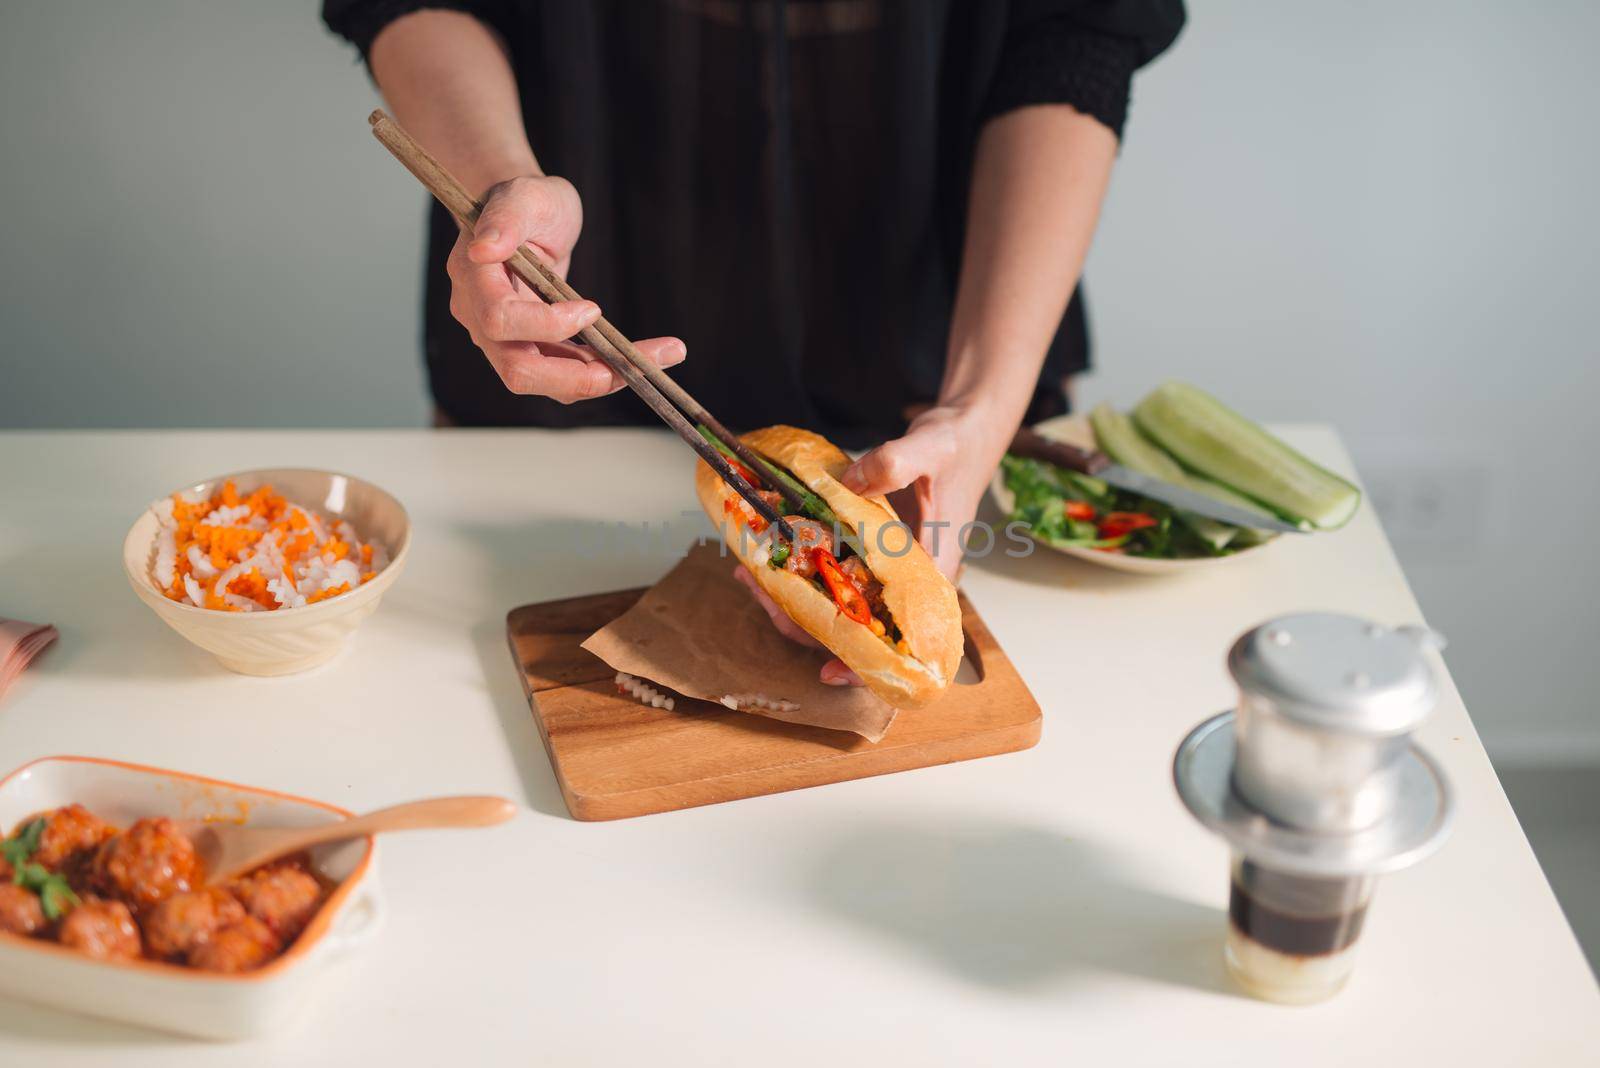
[523,254,810,515]
[367,109,796,543]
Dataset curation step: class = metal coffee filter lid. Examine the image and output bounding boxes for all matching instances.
[1228,613,1443,736]
[1173,711,1455,877]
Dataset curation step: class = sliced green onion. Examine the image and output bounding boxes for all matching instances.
[697,425,865,557]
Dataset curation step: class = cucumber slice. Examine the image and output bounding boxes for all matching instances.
[1228,526,1279,549]
[1089,403,1278,550]
[1132,383,1360,530]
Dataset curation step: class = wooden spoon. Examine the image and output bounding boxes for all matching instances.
[178,795,517,884]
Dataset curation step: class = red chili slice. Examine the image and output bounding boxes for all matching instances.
[812,548,872,626]
[721,496,767,533]
[1064,501,1096,522]
[725,458,759,486]
[1097,512,1158,539]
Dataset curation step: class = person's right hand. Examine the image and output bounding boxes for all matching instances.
[448,175,686,403]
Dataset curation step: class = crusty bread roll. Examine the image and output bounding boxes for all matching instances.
[695,425,963,709]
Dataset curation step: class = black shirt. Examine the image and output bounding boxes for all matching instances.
[325,0,1184,446]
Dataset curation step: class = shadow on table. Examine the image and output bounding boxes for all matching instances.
[469,616,570,820]
[451,516,718,822]
[448,516,692,822]
[0,541,220,682]
[451,516,701,607]
[804,817,1241,999]
[0,997,172,1047]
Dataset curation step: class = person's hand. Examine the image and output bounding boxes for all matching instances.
[733,402,1009,688]
[732,566,862,686]
[448,175,686,402]
[841,402,1010,580]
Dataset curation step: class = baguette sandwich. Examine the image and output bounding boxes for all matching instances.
[695,425,963,709]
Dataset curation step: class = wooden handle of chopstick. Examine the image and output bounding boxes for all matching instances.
[368,111,479,228]
[366,110,797,541]
[521,258,810,515]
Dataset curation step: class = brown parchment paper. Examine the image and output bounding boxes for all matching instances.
[580,542,898,742]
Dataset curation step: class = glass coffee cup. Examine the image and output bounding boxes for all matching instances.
[1225,856,1375,1003]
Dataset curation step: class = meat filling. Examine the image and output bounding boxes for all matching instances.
[839,556,887,619]
[728,462,896,641]
[780,518,838,579]
[766,517,894,638]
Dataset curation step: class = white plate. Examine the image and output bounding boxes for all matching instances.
[0,756,382,1040]
[988,414,1274,576]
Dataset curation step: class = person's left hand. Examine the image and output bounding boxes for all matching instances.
[840,402,1011,581]
[736,402,1012,688]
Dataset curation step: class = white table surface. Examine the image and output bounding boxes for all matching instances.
[0,427,1594,1067]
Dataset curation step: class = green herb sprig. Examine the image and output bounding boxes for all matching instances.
[1000,455,1225,558]
[696,425,866,558]
[0,817,45,870]
[3,817,81,920]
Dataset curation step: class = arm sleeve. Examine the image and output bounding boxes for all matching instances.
[321,0,515,64]
[981,0,1187,138]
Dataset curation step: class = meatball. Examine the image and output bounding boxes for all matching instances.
[143,886,246,959]
[838,556,886,617]
[230,864,323,941]
[781,519,838,579]
[30,804,116,872]
[92,817,198,912]
[57,897,141,961]
[187,915,279,973]
[0,884,45,937]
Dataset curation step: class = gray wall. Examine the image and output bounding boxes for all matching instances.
[0,0,428,428]
[2,1,1595,763]
[1078,0,1600,764]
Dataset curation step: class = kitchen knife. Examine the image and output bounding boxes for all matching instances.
[1008,427,1307,534]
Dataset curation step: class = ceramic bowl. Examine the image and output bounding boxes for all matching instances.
[0,756,382,1040]
[989,414,1275,576]
[123,468,410,675]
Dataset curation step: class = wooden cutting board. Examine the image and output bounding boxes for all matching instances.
[506,588,1041,820]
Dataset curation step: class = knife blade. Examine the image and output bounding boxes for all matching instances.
[1008,427,1306,534]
